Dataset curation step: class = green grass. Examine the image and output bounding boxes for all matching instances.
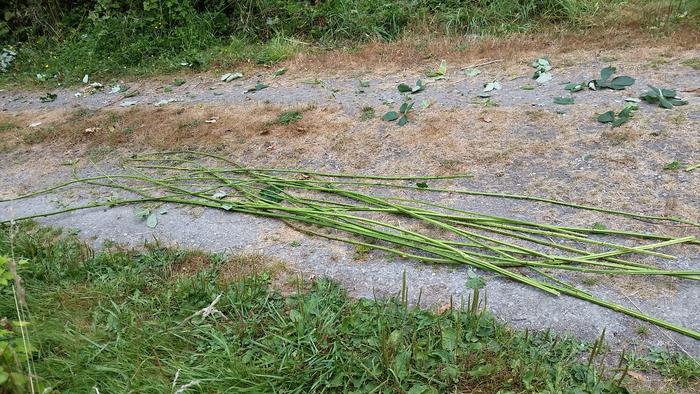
[5,0,683,87]
[277,110,304,125]
[681,58,700,70]
[1,222,698,392]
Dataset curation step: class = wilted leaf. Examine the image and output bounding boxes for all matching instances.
[553,97,575,105]
[600,66,616,81]
[416,182,428,189]
[419,99,431,109]
[535,72,552,83]
[426,60,447,78]
[464,67,481,77]
[411,80,425,93]
[611,117,629,127]
[212,191,227,199]
[398,83,412,93]
[483,81,501,92]
[272,67,287,76]
[221,72,243,82]
[146,213,158,228]
[597,111,615,123]
[564,83,584,92]
[359,80,370,88]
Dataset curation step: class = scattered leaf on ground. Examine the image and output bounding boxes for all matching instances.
[464,68,481,77]
[483,81,501,92]
[553,97,575,105]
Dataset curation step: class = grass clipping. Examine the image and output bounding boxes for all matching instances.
[2,151,699,339]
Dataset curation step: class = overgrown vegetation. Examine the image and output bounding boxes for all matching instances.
[1,222,698,392]
[1,1,698,85]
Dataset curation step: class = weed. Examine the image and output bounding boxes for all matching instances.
[21,126,56,144]
[0,121,17,132]
[0,1,648,86]
[277,111,303,125]
[635,325,650,336]
[360,106,375,120]
[86,146,113,162]
[177,119,203,130]
[0,223,697,392]
[681,58,700,70]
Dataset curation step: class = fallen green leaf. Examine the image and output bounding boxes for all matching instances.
[383,111,399,121]
[553,97,575,105]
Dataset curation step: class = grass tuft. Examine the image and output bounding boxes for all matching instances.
[3,223,697,392]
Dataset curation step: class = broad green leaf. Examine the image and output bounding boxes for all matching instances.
[464,67,481,77]
[658,92,673,109]
[441,327,456,351]
[392,350,411,380]
[553,97,575,105]
[398,83,412,93]
[382,111,399,121]
[597,111,615,123]
[610,76,635,90]
[416,182,428,189]
[398,115,408,126]
[600,66,616,81]
[399,102,408,113]
[146,213,158,228]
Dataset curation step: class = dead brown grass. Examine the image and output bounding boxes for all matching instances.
[287,26,699,77]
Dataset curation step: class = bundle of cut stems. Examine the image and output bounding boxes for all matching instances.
[2,151,699,339]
